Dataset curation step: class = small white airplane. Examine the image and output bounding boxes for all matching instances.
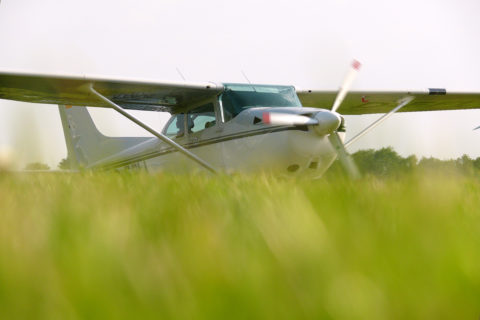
[1,61,480,178]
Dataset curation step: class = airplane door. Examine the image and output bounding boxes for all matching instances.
[154,113,190,170]
[186,103,225,170]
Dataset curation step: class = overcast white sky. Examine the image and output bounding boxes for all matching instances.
[0,0,479,167]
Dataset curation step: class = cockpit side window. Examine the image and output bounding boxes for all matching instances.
[165,113,185,138]
[187,103,216,134]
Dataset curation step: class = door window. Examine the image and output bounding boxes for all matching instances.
[165,113,185,138]
[187,103,216,133]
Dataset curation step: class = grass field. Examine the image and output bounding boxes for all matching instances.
[0,171,479,319]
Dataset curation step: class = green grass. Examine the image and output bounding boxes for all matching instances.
[0,171,480,319]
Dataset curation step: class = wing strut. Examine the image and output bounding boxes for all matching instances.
[87,84,218,174]
[344,96,414,148]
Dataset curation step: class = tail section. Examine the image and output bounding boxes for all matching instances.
[58,105,150,168]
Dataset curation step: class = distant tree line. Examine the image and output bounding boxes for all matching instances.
[24,157,73,170]
[24,149,480,176]
[24,162,50,171]
[328,147,480,177]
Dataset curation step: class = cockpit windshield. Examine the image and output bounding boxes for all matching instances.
[221,84,301,122]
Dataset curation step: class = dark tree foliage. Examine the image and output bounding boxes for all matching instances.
[24,162,50,171]
[58,157,71,170]
[352,147,417,176]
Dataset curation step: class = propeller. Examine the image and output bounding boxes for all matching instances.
[328,60,362,179]
[329,132,360,179]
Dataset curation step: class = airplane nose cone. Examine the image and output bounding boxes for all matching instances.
[313,111,341,136]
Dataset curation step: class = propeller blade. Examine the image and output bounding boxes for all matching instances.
[328,132,360,179]
[262,112,319,126]
[331,59,361,113]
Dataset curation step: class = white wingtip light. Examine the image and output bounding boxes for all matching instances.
[0,146,15,171]
[331,59,362,113]
[262,112,319,126]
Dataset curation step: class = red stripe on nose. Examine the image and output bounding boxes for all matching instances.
[262,112,271,124]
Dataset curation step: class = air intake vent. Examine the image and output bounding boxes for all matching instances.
[287,164,300,172]
[309,161,318,169]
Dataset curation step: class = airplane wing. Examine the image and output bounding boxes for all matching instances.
[297,89,480,115]
[0,70,223,112]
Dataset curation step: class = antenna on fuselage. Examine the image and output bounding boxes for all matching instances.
[176,67,186,81]
[241,70,256,92]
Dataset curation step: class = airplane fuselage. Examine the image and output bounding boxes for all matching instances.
[78,83,344,177]
[94,108,344,178]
